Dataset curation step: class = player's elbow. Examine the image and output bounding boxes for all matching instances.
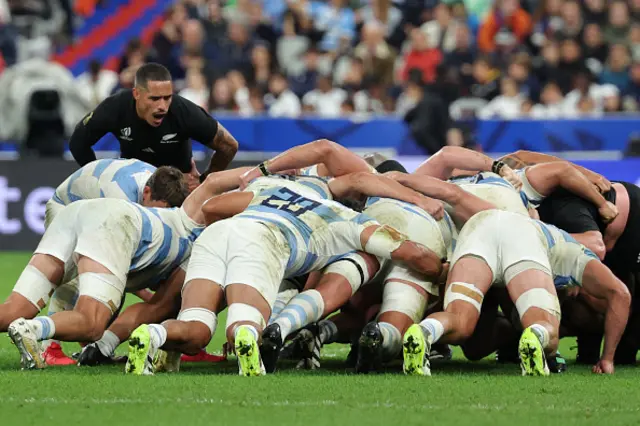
[608,281,631,310]
[313,138,340,159]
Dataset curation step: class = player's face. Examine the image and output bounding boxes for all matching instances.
[134,80,173,127]
[142,187,170,208]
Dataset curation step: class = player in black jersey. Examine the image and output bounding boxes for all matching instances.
[69,63,238,191]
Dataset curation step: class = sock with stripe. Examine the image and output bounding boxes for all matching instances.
[378,322,402,360]
[419,318,444,344]
[318,319,338,345]
[29,317,56,341]
[529,323,550,349]
[148,324,168,348]
[274,289,325,341]
[235,324,259,341]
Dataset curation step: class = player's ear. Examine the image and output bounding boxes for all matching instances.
[142,186,152,205]
[133,86,141,101]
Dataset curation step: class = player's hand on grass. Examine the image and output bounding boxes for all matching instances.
[499,165,522,191]
[416,196,444,220]
[593,359,614,375]
[598,201,618,223]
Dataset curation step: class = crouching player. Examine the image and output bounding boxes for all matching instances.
[126,173,446,376]
[403,209,631,376]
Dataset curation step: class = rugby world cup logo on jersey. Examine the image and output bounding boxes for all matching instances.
[161,133,179,144]
[121,127,133,141]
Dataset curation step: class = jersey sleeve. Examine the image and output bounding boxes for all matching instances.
[69,96,119,166]
[176,96,219,147]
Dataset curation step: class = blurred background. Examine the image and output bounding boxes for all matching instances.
[0,0,639,249]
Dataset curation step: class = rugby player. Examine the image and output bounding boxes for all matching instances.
[125,172,446,376]
[398,177,630,375]
[0,162,234,369]
[69,63,239,191]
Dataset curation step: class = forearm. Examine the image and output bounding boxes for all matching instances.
[601,297,630,361]
[204,145,237,175]
[204,167,253,195]
[394,174,458,204]
[69,129,97,166]
[347,173,424,205]
[557,168,607,208]
[415,146,493,179]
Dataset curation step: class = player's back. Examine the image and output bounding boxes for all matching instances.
[53,158,156,205]
[449,172,529,216]
[236,185,375,277]
[246,174,333,200]
[127,204,204,287]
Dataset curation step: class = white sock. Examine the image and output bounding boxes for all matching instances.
[274,289,325,341]
[235,324,259,341]
[96,330,121,357]
[269,299,288,325]
[529,324,550,348]
[30,317,56,341]
[318,320,338,345]
[148,324,168,348]
[378,322,402,360]
[420,318,444,344]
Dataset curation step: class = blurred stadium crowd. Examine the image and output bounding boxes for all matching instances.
[0,0,639,152]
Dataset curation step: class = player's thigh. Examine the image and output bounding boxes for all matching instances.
[506,268,560,329]
[224,221,289,310]
[34,204,82,265]
[44,199,65,230]
[450,211,501,282]
[320,251,380,296]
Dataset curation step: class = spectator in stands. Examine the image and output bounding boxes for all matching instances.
[201,0,227,42]
[601,44,632,91]
[508,52,541,102]
[582,23,608,74]
[179,19,211,80]
[444,23,475,91]
[478,76,524,119]
[246,86,265,115]
[556,0,583,40]
[340,56,365,94]
[623,62,640,109]
[227,69,251,112]
[420,3,459,53]
[631,24,640,62]
[289,47,321,97]
[576,93,598,116]
[75,59,118,108]
[276,11,309,78]
[250,42,273,93]
[0,0,17,67]
[217,20,253,78]
[302,74,346,117]
[353,77,387,115]
[531,81,565,118]
[478,0,532,54]
[530,0,563,48]
[470,55,500,100]
[563,71,602,116]
[305,0,356,54]
[602,84,623,114]
[209,76,236,113]
[265,72,301,117]
[604,1,632,45]
[400,28,442,84]
[179,67,209,109]
[557,37,587,93]
[357,0,403,49]
[151,4,188,78]
[450,1,480,38]
[354,21,396,87]
[583,0,607,25]
[223,0,253,27]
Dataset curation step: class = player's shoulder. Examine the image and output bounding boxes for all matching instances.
[170,94,212,119]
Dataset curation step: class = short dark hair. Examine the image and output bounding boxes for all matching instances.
[135,63,172,89]
[376,160,407,174]
[146,166,189,207]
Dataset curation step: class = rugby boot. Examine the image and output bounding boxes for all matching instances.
[356,322,383,374]
[402,324,431,376]
[430,343,453,361]
[547,351,568,374]
[77,343,115,366]
[518,326,550,376]
[8,318,46,370]
[291,324,322,370]
[43,342,76,366]
[125,325,158,376]
[235,326,266,376]
[260,323,284,373]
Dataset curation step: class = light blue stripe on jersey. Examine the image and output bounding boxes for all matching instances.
[366,196,433,222]
[132,208,153,269]
[554,275,573,289]
[297,180,330,199]
[146,208,174,268]
[66,168,85,203]
[535,221,555,249]
[91,159,117,179]
[245,205,314,243]
[112,161,156,202]
[520,191,529,207]
[52,193,64,204]
[478,176,514,188]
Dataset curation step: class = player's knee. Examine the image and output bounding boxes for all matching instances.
[514,288,561,322]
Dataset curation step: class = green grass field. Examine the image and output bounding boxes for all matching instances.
[1,252,639,426]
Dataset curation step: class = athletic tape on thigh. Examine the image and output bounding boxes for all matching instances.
[504,260,551,284]
[443,282,484,313]
[514,288,561,321]
[226,303,266,332]
[12,265,56,310]
[379,281,427,322]
[177,308,218,337]
[323,254,372,294]
[364,225,408,258]
[77,273,124,314]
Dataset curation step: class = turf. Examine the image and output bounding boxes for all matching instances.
[0,252,639,426]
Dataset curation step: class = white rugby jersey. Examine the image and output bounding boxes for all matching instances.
[448,172,529,216]
[245,174,333,200]
[127,204,204,288]
[236,185,376,278]
[52,158,156,205]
